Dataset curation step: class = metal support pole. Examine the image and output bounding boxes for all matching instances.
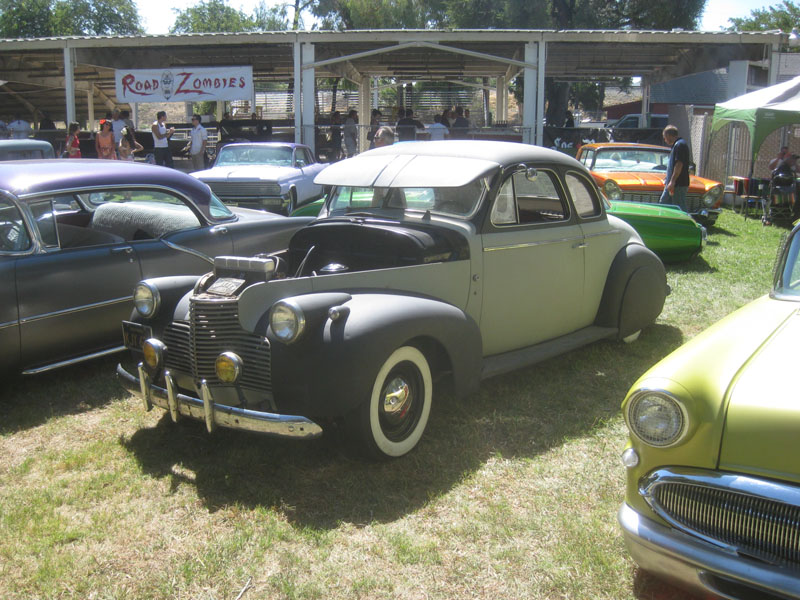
[522,43,536,145]
[64,46,76,125]
[536,41,545,147]
[301,43,315,153]
[293,40,302,144]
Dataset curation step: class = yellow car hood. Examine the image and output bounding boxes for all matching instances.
[720,307,800,484]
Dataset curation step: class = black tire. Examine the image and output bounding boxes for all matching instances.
[287,188,297,215]
[346,346,432,459]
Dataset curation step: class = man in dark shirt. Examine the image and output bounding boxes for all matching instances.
[450,106,471,139]
[659,125,690,212]
[396,108,424,142]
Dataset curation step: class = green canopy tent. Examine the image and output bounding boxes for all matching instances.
[711,75,800,177]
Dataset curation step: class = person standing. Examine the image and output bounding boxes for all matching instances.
[95,120,117,160]
[344,109,358,157]
[111,108,125,151]
[367,109,382,149]
[329,111,343,161]
[450,106,470,139]
[659,125,690,212]
[8,114,31,139]
[427,114,449,141]
[373,126,395,148]
[151,111,175,168]
[64,122,82,158]
[188,114,208,171]
[396,108,424,142]
[118,126,143,161]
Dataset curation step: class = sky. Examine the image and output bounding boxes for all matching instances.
[137,0,769,35]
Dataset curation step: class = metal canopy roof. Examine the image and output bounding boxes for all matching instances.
[0,29,785,121]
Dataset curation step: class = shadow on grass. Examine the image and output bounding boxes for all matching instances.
[666,255,715,274]
[706,222,737,238]
[120,323,685,530]
[0,354,125,434]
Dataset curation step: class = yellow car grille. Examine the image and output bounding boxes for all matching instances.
[650,481,800,567]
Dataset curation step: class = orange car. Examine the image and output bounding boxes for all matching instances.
[576,143,723,226]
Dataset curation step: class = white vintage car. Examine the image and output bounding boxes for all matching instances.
[120,141,668,459]
[192,142,326,214]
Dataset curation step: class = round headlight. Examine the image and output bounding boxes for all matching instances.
[702,185,723,207]
[142,338,166,372]
[627,390,686,447]
[603,180,622,201]
[270,300,305,343]
[133,282,160,318]
[215,352,242,383]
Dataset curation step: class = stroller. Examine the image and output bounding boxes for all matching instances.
[764,163,798,226]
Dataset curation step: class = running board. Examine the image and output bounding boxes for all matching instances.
[481,326,618,380]
[22,345,126,375]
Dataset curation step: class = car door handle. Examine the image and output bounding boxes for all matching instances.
[572,242,587,249]
[211,226,228,235]
[111,246,134,255]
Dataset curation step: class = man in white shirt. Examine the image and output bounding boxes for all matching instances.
[188,114,208,171]
[111,108,125,148]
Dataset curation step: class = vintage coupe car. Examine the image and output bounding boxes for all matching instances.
[618,224,800,599]
[0,160,310,375]
[192,142,327,214]
[294,195,706,263]
[576,143,724,226]
[118,141,668,459]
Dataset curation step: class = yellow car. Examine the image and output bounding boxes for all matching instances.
[577,143,724,226]
[618,225,800,599]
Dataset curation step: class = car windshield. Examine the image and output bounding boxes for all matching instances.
[327,179,486,218]
[215,145,293,167]
[776,232,800,298]
[593,148,669,173]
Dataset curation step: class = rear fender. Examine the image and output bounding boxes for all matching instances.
[595,243,667,339]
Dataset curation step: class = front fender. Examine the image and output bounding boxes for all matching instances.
[267,293,482,418]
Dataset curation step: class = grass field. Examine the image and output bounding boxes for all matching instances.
[0,209,787,599]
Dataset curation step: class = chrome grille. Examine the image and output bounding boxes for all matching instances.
[651,482,800,567]
[163,321,192,375]
[206,181,281,198]
[189,298,272,392]
[620,192,704,213]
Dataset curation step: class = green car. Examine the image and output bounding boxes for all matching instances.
[607,200,706,263]
[296,197,706,263]
[618,225,800,599]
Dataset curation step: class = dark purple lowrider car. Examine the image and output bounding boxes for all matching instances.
[0,160,310,375]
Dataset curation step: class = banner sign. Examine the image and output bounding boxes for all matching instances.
[115,66,253,103]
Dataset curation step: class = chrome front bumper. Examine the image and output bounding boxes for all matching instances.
[618,503,800,600]
[116,363,322,439]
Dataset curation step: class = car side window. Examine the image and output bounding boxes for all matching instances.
[29,199,59,248]
[579,149,594,168]
[566,172,602,218]
[295,149,310,167]
[0,198,31,252]
[491,170,568,226]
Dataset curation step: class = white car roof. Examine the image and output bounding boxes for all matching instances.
[315,140,579,188]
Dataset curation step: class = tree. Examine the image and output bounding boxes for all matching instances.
[170,0,288,33]
[727,0,800,32]
[0,0,142,37]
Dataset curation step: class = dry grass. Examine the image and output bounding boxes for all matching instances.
[0,209,782,599]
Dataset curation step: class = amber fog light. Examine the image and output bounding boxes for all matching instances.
[142,338,167,372]
[215,352,242,383]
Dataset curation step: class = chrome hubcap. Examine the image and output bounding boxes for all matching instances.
[382,377,411,426]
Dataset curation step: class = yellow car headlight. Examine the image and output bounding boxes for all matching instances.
[142,338,167,373]
[627,389,687,447]
[215,352,243,384]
